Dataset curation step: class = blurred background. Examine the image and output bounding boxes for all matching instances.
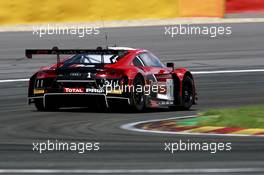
[0,0,263,25]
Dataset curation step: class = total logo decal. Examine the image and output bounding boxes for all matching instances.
[64,88,85,93]
[63,88,104,93]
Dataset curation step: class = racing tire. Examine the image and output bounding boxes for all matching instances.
[130,76,146,112]
[180,76,194,110]
[34,98,59,111]
[34,99,45,111]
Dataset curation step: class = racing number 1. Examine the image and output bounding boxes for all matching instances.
[87,72,91,79]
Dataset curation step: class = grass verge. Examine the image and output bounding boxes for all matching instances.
[197,105,264,128]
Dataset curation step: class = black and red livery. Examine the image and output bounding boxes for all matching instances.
[27,47,197,111]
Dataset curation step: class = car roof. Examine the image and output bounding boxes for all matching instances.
[107,47,148,55]
[108,47,136,51]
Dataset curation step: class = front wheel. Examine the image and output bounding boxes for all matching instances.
[180,76,194,110]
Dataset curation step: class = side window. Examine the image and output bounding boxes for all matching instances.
[139,53,164,67]
[133,56,145,67]
[149,53,165,67]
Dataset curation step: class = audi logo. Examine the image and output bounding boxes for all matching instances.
[69,72,82,77]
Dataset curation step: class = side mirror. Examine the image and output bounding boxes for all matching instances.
[166,62,174,69]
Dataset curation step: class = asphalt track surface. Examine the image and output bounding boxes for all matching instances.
[0,23,264,174]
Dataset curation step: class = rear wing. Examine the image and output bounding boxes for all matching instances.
[25,47,126,68]
[25,47,122,59]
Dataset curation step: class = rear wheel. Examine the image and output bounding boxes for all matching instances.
[34,99,45,111]
[130,76,146,112]
[34,98,59,111]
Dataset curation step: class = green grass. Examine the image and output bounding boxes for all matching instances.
[197,105,264,128]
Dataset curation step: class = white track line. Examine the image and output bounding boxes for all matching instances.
[0,78,29,83]
[1,68,264,83]
[121,116,264,137]
[192,69,264,74]
[0,168,264,174]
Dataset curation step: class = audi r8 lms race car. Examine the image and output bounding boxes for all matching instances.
[27,47,197,112]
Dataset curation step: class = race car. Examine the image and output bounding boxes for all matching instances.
[26,47,197,112]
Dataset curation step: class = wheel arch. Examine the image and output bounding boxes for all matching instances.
[126,71,145,86]
[172,68,196,105]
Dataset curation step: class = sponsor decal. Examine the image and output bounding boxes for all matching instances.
[86,88,104,93]
[64,88,85,93]
[158,101,172,105]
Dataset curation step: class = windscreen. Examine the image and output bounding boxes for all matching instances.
[65,54,120,64]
